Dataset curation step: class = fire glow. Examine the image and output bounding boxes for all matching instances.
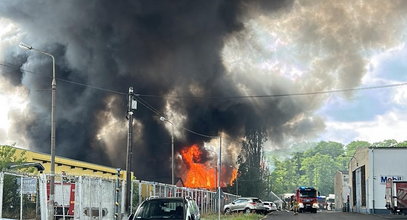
[181,144,238,189]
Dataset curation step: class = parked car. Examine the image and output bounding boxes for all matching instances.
[223,197,267,214]
[130,197,200,220]
[262,201,277,212]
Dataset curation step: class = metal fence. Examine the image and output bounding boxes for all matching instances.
[131,180,239,215]
[0,172,41,220]
[0,172,239,219]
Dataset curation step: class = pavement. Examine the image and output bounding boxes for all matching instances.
[263,210,407,220]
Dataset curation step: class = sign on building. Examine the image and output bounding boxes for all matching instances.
[380,176,402,184]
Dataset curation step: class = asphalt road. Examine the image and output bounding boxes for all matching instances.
[264,210,407,220]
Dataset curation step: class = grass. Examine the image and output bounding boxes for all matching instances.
[201,213,265,220]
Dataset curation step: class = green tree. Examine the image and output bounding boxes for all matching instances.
[373,139,398,148]
[300,153,340,195]
[345,141,370,157]
[396,141,407,147]
[234,128,268,197]
[303,141,344,158]
[0,145,32,218]
[0,145,27,170]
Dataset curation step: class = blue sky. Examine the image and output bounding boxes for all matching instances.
[316,44,407,145]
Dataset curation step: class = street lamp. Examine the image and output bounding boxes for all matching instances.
[160,116,175,185]
[19,42,56,220]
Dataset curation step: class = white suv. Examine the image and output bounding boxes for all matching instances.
[223,197,266,214]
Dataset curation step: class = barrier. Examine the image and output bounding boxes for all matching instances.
[0,171,239,219]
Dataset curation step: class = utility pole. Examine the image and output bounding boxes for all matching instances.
[126,87,137,216]
[218,133,222,220]
[18,43,56,220]
[171,124,175,185]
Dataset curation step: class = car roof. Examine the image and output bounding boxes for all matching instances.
[146,197,186,202]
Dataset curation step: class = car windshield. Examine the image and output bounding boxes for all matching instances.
[252,199,262,203]
[134,199,184,219]
[300,190,317,198]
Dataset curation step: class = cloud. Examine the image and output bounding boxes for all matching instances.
[321,109,407,144]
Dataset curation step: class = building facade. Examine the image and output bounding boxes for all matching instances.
[334,170,350,211]
[348,147,407,214]
[5,145,126,179]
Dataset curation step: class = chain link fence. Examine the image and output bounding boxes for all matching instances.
[131,180,239,215]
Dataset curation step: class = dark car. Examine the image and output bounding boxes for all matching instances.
[130,197,200,220]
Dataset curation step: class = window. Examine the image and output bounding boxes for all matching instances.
[300,189,317,198]
[135,199,184,219]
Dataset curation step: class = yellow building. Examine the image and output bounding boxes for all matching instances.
[7,145,129,179]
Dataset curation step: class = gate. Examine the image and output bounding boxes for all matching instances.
[0,172,40,219]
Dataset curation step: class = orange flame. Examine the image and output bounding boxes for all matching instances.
[181,144,238,189]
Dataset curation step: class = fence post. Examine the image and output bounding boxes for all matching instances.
[138,181,142,206]
[77,176,82,220]
[39,174,48,220]
[98,178,102,219]
[20,176,23,220]
[0,172,3,218]
[121,180,126,216]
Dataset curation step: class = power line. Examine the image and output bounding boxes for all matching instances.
[1,62,218,138]
[0,62,127,96]
[57,78,127,96]
[136,96,218,138]
[2,62,407,100]
[138,82,407,100]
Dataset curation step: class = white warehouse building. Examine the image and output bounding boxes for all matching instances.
[348,147,407,214]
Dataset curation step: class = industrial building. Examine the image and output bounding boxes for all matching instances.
[3,145,126,179]
[348,147,407,214]
[334,170,350,211]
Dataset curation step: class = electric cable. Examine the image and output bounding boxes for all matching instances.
[2,62,407,100]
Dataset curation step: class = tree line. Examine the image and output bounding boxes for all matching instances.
[224,133,407,200]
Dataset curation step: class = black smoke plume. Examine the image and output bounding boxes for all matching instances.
[2,0,405,183]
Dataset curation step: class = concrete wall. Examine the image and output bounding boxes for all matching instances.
[334,171,349,211]
[349,147,369,213]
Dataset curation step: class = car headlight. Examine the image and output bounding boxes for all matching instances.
[299,203,304,208]
[312,203,319,208]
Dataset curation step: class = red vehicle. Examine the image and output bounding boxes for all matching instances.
[295,186,318,213]
[47,182,76,218]
[385,179,407,215]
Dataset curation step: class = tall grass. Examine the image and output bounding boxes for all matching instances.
[202,213,265,220]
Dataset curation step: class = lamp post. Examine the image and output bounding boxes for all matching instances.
[160,116,174,185]
[19,42,56,220]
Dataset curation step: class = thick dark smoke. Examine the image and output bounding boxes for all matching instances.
[1,0,406,183]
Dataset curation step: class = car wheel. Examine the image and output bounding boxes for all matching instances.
[224,208,231,215]
[244,208,251,214]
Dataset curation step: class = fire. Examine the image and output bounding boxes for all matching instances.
[181,144,238,189]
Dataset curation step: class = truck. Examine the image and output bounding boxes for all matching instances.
[295,186,318,213]
[317,196,326,210]
[326,194,335,211]
[47,182,76,219]
[385,179,407,215]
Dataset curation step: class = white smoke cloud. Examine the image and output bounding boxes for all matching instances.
[222,0,407,147]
